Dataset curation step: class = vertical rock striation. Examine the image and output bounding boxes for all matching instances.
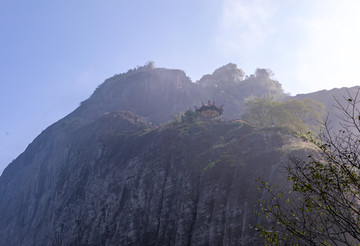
[0,65,312,245]
[0,113,301,245]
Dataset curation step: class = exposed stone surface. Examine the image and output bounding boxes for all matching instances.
[0,65,323,245]
[68,65,284,124]
[0,113,301,245]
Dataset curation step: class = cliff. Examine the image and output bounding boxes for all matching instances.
[68,64,284,124]
[0,112,308,245]
[0,64,319,245]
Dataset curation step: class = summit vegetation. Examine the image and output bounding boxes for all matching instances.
[242,97,324,135]
[1,63,359,246]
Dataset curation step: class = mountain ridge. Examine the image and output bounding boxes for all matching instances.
[0,63,356,245]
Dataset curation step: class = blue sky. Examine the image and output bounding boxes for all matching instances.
[1,0,360,174]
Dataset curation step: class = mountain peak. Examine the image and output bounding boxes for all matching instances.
[198,63,245,86]
[0,62,353,246]
[212,63,245,81]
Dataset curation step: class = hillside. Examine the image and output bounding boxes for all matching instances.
[0,112,311,245]
[294,86,360,131]
[0,63,346,245]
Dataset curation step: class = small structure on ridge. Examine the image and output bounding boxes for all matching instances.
[194,100,223,118]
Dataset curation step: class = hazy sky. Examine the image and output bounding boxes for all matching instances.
[1,0,360,174]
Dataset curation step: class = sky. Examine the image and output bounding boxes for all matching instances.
[1,0,360,174]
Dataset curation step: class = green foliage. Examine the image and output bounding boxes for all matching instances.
[204,161,215,171]
[96,61,156,90]
[256,90,360,245]
[181,110,201,124]
[242,97,324,135]
[255,68,274,79]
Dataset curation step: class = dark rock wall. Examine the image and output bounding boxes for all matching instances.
[0,114,299,246]
[0,65,324,245]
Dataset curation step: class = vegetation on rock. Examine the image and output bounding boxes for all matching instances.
[242,97,324,135]
[181,110,201,124]
[2,63,359,245]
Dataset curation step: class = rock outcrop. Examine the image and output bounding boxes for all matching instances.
[0,64,319,245]
[68,64,284,124]
[0,112,305,245]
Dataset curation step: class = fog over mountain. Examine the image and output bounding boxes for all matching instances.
[0,64,358,245]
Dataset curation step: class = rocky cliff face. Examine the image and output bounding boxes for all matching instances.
[71,68,196,124]
[68,64,284,124]
[0,64,315,245]
[0,112,306,246]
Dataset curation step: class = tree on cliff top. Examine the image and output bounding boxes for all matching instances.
[242,97,324,135]
[256,90,360,245]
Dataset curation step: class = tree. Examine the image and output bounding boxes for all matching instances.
[242,97,282,128]
[242,97,324,135]
[181,110,201,124]
[256,90,360,245]
[255,68,274,79]
[145,60,155,69]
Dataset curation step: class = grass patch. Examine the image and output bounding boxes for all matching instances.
[204,161,215,171]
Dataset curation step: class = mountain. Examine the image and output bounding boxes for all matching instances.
[294,86,360,131]
[0,64,343,245]
[68,63,284,124]
[0,113,310,246]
